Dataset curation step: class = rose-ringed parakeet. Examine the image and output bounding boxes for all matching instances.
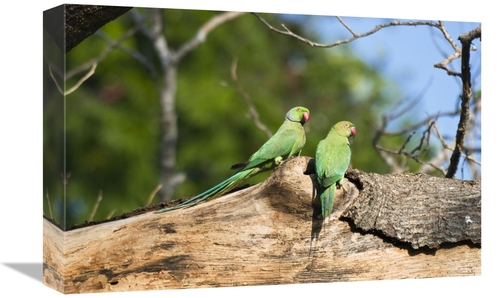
[315,120,356,218]
[155,106,310,213]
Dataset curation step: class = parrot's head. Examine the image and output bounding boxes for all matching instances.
[333,121,356,138]
[286,106,310,125]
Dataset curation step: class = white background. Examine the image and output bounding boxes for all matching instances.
[0,1,495,297]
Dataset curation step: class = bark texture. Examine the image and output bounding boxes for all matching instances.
[343,169,481,249]
[43,4,132,53]
[43,156,481,294]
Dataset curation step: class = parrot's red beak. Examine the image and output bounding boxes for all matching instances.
[302,112,310,124]
[351,127,357,137]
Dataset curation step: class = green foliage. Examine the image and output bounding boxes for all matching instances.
[43,9,415,228]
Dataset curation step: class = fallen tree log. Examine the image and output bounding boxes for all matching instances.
[43,156,481,294]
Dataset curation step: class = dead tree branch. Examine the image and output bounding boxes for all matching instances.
[372,84,454,175]
[375,122,448,176]
[254,13,478,79]
[230,59,273,138]
[446,26,481,178]
[47,20,143,96]
[254,14,442,48]
[175,11,246,61]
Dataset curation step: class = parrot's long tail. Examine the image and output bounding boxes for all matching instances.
[154,168,255,214]
[320,185,335,218]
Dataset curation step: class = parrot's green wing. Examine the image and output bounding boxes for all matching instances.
[155,106,310,214]
[244,125,306,170]
[316,138,350,188]
[318,140,351,188]
[315,121,356,218]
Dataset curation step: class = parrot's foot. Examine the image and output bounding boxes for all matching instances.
[274,156,283,166]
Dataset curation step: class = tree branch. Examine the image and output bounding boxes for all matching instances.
[434,123,481,166]
[60,23,142,95]
[95,30,158,78]
[230,59,273,138]
[175,11,246,62]
[254,13,442,48]
[446,26,481,178]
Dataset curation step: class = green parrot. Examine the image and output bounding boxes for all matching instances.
[155,106,310,214]
[315,120,356,218]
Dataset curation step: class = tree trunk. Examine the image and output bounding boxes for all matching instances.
[42,156,480,294]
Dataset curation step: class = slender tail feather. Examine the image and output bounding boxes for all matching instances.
[155,169,254,214]
[320,185,335,218]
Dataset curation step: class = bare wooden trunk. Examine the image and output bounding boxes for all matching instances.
[43,156,481,294]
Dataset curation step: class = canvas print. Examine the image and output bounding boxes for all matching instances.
[43,4,481,294]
